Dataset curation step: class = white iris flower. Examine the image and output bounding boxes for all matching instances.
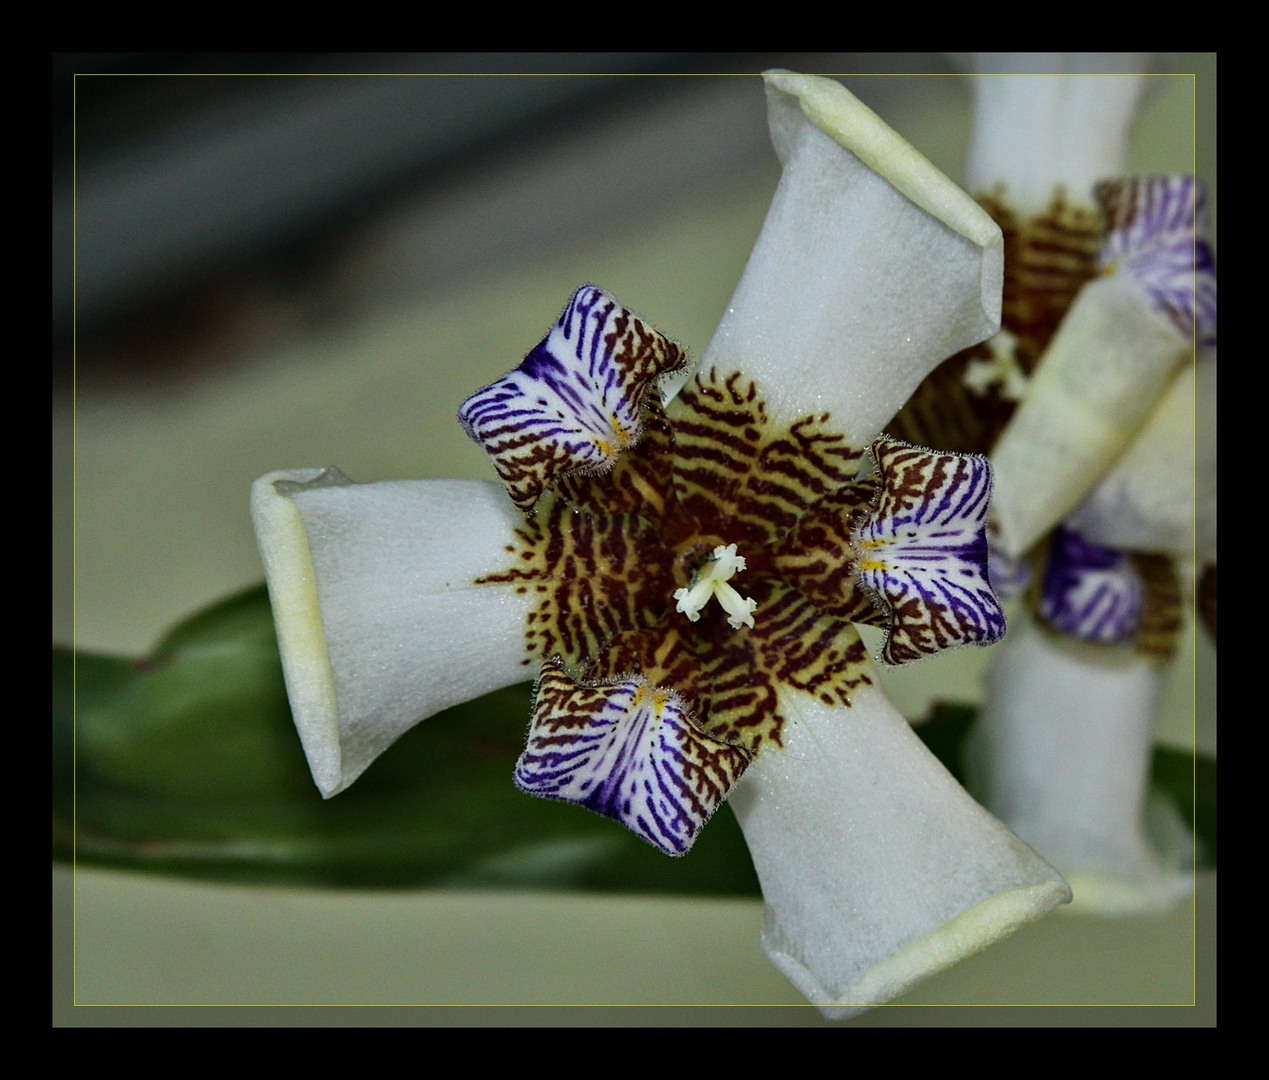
[252,73,1071,1016]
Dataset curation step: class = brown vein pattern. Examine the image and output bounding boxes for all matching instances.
[889,187,1102,456]
[554,390,677,521]
[586,584,873,755]
[476,494,674,669]
[482,365,882,754]
[772,481,886,626]
[889,186,1183,661]
[458,286,688,513]
[985,186,1103,373]
[670,369,864,546]
[1130,553,1183,661]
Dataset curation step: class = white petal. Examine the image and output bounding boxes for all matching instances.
[972,612,1193,914]
[1064,355,1216,561]
[251,470,535,797]
[964,66,1149,213]
[727,677,1070,1019]
[989,271,1190,556]
[697,73,1002,443]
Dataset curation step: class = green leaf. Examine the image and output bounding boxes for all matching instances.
[54,585,760,895]
[1151,745,1217,867]
[54,586,1215,890]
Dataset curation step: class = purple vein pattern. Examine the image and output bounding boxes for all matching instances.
[1039,525,1144,644]
[852,438,1005,666]
[986,521,1032,599]
[515,659,751,856]
[458,284,687,512]
[1097,176,1217,348]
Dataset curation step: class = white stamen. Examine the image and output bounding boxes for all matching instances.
[673,544,757,629]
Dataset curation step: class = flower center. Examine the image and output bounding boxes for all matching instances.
[673,543,757,630]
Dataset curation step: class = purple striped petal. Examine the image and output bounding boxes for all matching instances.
[987,519,1032,599]
[852,438,1006,666]
[458,285,688,513]
[515,659,751,856]
[1039,525,1144,644]
[1097,176,1217,348]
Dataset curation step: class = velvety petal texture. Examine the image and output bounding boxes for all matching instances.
[973,614,1192,914]
[729,679,1070,1019]
[252,471,537,796]
[699,73,1002,444]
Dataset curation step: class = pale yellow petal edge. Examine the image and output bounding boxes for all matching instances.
[765,71,1001,251]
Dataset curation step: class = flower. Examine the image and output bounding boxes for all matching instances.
[891,60,1214,914]
[251,72,1070,1015]
[979,172,1215,914]
[990,174,1216,557]
[458,279,1010,855]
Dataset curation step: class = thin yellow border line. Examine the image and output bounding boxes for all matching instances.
[64,61,1213,1020]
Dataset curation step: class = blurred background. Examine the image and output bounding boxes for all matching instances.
[53,52,1216,1025]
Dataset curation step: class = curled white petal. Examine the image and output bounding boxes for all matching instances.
[727,678,1070,1019]
[697,73,1002,441]
[1065,355,1216,561]
[972,612,1193,914]
[989,271,1190,556]
[964,65,1150,214]
[251,470,535,797]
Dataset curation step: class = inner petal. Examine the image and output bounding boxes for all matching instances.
[515,658,750,856]
[1096,176,1216,347]
[1038,525,1144,645]
[459,285,688,513]
[853,437,1006,666]
[772,479,885,626]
